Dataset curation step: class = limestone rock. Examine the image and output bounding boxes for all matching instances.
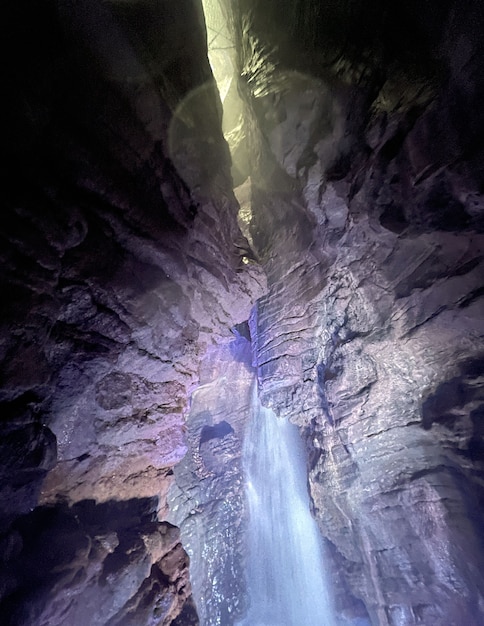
[2,0,484,624]
[232,0,484,623]
[0,498,193,626]
[168,334,255,625]
[1,0,264,622]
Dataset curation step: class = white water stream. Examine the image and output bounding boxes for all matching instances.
[238,385,336,625]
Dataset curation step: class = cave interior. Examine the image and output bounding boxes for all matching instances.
[1,0,484,625]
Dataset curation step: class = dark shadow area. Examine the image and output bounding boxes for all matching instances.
[0,395,57,533]
[200,420,234,445]
[421,356,484,436]
[171,597,199,626]
[0,497,196,626]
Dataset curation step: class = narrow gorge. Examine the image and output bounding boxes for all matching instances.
[1,1,484,625]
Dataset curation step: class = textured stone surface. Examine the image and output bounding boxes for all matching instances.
[2,0,484,624]
[168,333,254,626]
[1,0,264,622]
[0,498,192,626]
[232,1,484,624]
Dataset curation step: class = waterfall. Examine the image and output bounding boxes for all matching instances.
[238,384,336,626]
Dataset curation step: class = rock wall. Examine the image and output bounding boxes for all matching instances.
[232,1,484,624]
[168,331,255,626]
[1,0,264,622]
[2,0,484,624]
[0,498,197,626]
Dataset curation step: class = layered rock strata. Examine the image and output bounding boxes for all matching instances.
[232,1,484,624]
[168,332,254,626]
[2,0,484,624]
[1,0,264,622]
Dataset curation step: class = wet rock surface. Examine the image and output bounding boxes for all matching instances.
[2,0,484,624]
[232,0,484,624]
[1,0,264,622]
[168,334,254,625]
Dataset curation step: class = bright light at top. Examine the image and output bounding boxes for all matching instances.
[201,0,235,104]
[201,1,250,189]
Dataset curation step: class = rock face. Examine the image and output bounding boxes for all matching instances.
[1,0,264,623]
[2,0,484,624]
[168,332,254,625]
[230,1,484,624]
[0,498,195,626]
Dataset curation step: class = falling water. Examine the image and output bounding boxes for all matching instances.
[238,385,336,626]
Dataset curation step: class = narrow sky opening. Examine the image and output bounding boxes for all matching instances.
[201,0,248,188]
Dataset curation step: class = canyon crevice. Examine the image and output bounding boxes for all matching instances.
[1,1,483,625]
